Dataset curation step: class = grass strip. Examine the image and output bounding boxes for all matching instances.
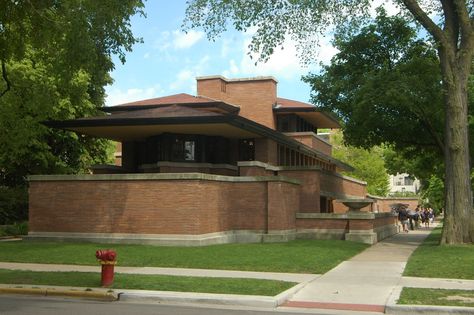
[404,227,474,280]
[0,269,296,296]
[0,240,368,274]
[399,287,474,308]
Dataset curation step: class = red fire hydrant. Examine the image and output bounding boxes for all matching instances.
[96,249,117,287]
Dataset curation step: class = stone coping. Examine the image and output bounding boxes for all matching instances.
[28,172,301,185]
[320,190,366,200]
[319,169,367,185]
[296,212,396,220]
[335,198,374,203]
[237,161,321,171]
[367,194,420,201]
[139,161,238,171]
[283,131,332,146]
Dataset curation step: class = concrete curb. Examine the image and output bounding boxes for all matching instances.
[118,290,277,308]
[0,285,118,301]
[117,283,306,308]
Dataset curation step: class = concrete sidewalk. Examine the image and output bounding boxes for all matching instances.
[283,224,440,313]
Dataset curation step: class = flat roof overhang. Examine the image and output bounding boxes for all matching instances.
[45,116,259,141]
[274,107,341,129]
[46,114,353,172]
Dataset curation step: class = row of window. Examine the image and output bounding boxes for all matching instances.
[277,144,335,171]
[276,114,315,132]
[133,134,256,165]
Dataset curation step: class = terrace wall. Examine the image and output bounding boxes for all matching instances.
[28,174,300,245]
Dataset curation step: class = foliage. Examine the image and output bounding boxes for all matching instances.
[184,0,371,64]
[305,9,444,153]
[330,131,389,196]
[389,191,418,198]
[0,1,145,221]
[0,239,368,274]
[0,222,28,236]
[404,227,474,280]
[0,186,27,225]
[421,175,445,211]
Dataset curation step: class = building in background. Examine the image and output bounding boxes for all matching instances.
[388,173,420,195]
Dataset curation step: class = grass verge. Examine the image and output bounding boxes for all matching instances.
[0,240,368,274]
[404,227,474,279]
[399,287,474,308]
[0,269,296,296]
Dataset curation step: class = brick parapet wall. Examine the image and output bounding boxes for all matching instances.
[29,174,299,237]
[283,132,332,156]
[371,197,420,213]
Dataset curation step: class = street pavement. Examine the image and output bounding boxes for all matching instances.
[1,223,473,314]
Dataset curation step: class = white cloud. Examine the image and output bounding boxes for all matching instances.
[222,37,315,80]
[153,29,205,52]
[105,84,165,106]
[168,55,211,92]
[172,30,204,49]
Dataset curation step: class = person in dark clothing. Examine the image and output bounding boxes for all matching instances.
[398,208,409,232]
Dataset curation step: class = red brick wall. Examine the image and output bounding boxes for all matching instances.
[296,219,349,230]
[267,182,299,231]
[372,198,419,212]
[29,178,299,235]
[197,77,277,129]
[255,138,278,165]
[285,133,332,156]
[278,170,320,213]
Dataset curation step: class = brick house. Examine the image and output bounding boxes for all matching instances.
[28,76,400,245]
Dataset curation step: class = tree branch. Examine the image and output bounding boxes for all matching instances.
[453,0,474,61]
[440,0,459,48]
[401,0,446,44]
[0,60,11,98]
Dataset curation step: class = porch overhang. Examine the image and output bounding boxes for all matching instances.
[274,107,341,129]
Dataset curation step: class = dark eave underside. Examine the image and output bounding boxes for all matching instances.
[46,111,352,172]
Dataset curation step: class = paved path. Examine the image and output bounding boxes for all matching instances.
[0,262,317,283]
[284,225,438,313]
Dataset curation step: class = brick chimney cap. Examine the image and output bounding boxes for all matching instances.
[196,75,278,84]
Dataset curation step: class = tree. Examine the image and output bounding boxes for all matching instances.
[330,130,390,196]
[0,1,145,223]
[184,0,474,244]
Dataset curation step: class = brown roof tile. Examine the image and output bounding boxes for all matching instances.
[115,93,217,107]
[276,97,315,108]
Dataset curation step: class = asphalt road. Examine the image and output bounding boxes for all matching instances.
[0,295,372,315]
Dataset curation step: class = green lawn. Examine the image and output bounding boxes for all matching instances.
[0,239,368,274]
[404,227,474,279]
[0,269,295,296]
[399,287,474,308]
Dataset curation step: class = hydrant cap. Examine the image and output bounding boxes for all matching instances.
[96,249,117,261]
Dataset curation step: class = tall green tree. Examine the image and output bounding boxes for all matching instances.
[0,1,145,223]
[330,131,389,196]
[184,0,474,244]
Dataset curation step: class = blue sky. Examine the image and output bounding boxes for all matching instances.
[105,1,397,106]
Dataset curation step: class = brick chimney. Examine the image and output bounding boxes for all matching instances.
[196,75,278,129]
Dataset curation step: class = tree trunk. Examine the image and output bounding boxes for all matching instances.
[439,48,474,244]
